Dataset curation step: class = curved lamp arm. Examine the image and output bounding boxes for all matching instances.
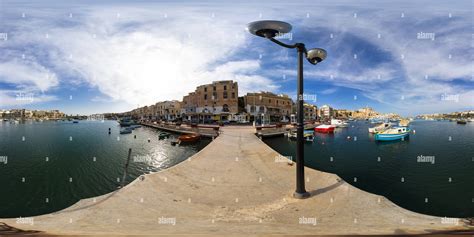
[267,37,307,53]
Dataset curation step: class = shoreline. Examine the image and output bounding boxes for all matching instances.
[0,126,471,235]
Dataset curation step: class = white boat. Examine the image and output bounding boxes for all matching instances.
[304,130,314,142]
[368,123,392,134]
[330,119,348,128]
[287,130,297,139]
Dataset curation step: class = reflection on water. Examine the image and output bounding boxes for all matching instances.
[264,120,474,217]
[0,120,211,217]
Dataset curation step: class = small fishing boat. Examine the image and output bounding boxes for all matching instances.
[178,133,200,144]
[72,120,79,123]
[304,130,314,142]
[368,123,392,134]
[331,119,348,128]
[375,127,410,141]
[120,128,132,134]
[158,132,171,139]
[457,120,467,124]
[129,124,142,129]
[287,130,297,140]
[315,124,335,133]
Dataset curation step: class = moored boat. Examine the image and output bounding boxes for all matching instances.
[314,124,335,133]
[158,132,171,139]
[120,127,133,134]
[375,127,410,141]
[368,123,392,134]
[457,120,467,124]
[331,119,348,128]
[287,130,297,140]
[304,130,314,142]
[178,133,200,144]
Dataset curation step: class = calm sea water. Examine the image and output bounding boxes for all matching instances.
[0,120,210,218]
[264,120,474,218]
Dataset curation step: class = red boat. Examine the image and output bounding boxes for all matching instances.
[178,133,201,143]
[314,124,335,133]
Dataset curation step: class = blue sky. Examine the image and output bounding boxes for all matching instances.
[0,0,472,116]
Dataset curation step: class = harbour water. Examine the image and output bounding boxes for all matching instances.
[264,120,474,218]
[0,120,211,218]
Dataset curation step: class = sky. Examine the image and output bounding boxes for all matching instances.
[0,0,472,116]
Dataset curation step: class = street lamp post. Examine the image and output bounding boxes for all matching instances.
[247,20,327,199]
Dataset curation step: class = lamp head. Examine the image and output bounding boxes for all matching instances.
[306,48,327,65]
[246,20,292,38]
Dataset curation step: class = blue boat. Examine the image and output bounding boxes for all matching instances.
[375,127,410,141]
[120,128,133,134]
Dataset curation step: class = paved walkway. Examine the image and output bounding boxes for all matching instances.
[0,126,471,235]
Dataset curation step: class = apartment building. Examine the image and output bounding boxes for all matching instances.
[243,92,293,123]
[303,103,318,121]
[182,80,238,123]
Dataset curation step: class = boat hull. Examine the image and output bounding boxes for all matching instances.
[315,126,335,133]
[178,134,201,143]
[375,132,409,141]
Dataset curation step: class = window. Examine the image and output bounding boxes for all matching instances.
[213,86,216,91]
[223,104,229,112]
[224,85,227,90]
[213,92,217,100]
[223,91,228,99]
[204,94,207,100]
[232,92,235,98]
[250,105,256,113]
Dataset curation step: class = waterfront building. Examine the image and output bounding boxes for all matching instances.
[319,104,334,119]
[334,109,353,119]
[154,100,181,121]
[352,106,379,119]
[303,103,318,121]
[243,92,293,123]
[182,80,238,123]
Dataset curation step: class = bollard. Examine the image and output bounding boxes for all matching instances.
[134,135,136,139]
[148,138,150,142]
[121,148,132,188]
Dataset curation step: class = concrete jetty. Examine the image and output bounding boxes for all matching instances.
[0,126,471,235]
[141,122,219,138]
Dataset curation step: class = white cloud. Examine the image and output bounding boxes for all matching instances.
[0,60,59,106]
[1,1,472,115]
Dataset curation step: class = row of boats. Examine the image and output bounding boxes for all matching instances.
[368,120,411,141]
[287,119,412,142]
[118,119,201,145]
[287,119,347,142]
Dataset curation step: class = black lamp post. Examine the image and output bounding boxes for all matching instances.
[247,20,327,199]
